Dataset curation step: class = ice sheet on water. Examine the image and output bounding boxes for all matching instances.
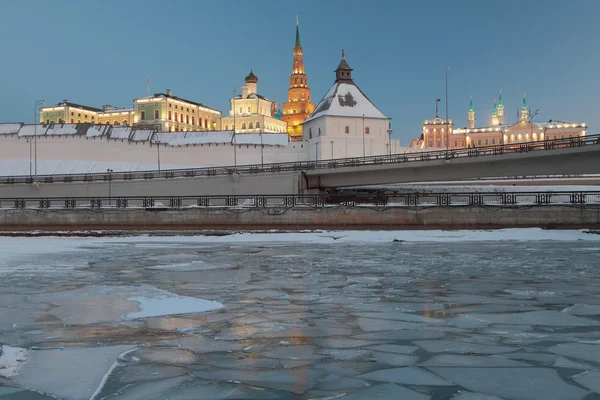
[413,340,517,355]
[313,338,388,349]
[452,392,504,400]
[100,375,191,400]
[547,343,600,364]
[370,352,420,367]
[553,356,597,370]
[563,304,600,316]
[352,312,446,325]
[192,367,327,394]
[357,318,423,332]
[261,344,319,360]
[0,345,28,379]
[419,355,530,367]
[449,316,490,329]
[145,260,232,271]
[358,366,452,386]
[146,382,282,399]
[134,348,198,364]
[468,310,599,327]
[354,330,444,341]
[501,352,556,364]
[31,285,223,325]
[572,371,600,395]
[338,383,431,400]
[314,374,369,391]
[429,367,589,400]
[320,349,371,361]
[12,345,136,400]
[365,344,418,354]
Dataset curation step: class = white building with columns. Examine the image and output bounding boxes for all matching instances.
[302,51,400,160]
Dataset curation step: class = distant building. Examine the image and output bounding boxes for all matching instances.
[281,19,315,141]
[40,101,102,125]
[133,89,221,132]
[411,94,587,149]
[221,70,287,134]
[302,50,398,159]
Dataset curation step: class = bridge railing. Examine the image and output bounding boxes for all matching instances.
[1,191,599,210]
[1,134,599,185]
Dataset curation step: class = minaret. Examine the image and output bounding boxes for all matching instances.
[468,97,475,129]
[497,91,504,125]
[520,93,528,122]
[281,17,316,141]
[492,100,499,126]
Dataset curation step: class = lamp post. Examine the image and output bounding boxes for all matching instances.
[107,168,113,206]
[34,99,46,179]
[529,108,539,143]
[232,87,239,171]
[27,138,32,179]
[362,114,366,158]
[260,128,264,167]
[387,120,393,157]
[445,66,450,154]
[331,140,334,160]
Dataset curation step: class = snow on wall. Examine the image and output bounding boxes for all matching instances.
[162,131,234,146]
[0,159,192,175]
[45,124,79,136]
[233,133,289,146]
[0,123,23,135]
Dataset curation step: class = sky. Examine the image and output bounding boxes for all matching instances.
[1,0,598,144]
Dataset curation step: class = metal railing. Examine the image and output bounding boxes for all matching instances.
[2,191,599,210]
[1,134,599,185]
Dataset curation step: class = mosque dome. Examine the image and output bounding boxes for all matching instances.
[245,69,258,84]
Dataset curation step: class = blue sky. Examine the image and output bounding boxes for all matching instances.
[1,0,598,144]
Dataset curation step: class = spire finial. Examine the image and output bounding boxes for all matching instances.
[469,96,474,112]
[342,49,345,59]
[295,18,301,47]
[522,93,527,110]
[498,90,503,107]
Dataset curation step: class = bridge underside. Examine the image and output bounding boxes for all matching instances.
[305,146,600,189]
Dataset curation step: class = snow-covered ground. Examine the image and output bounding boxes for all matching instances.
[1,229,600,399]
[349,184,600,193]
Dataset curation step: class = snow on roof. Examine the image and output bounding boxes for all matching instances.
[86,125,109,138]
[233,133,289,146]
[17,124,49,137]
[45,124,80,136]
[304,81,387,123]
[130,129,154,142]
[0,123,23,135]
[108,127,134,140]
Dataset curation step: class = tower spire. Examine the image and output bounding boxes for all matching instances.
[468,97,475,129]
[497,90,504,124]
[295,16,301,47]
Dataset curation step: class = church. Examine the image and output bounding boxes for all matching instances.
[302,50,398,160]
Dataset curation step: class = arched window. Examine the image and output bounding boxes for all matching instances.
[256,121,260,128]
[225,125,228,130]
[113,120,119,125]
[241,123,246,129]
[204,119,208,128]
[365,127,370,134]
[58,118,64,124]
[318,128,321,136]
[345,126,350,134]
[249,122,254,129]
[122,120,128,126]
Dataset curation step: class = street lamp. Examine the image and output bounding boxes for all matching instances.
[445,66,450,154]
[153,133,161,172]
[232,87,239,171]
[362,114,366,158]
[387,120,393,157]
[107,169,113,206]
[26,138,32,179]
[34,99,46,179]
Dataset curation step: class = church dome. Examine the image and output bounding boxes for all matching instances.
[245,69,258,84]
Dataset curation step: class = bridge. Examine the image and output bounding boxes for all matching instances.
[0,135,598,198]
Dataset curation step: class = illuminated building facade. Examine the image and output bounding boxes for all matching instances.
[411,93,586,149]
[40,101,102,125]
[281,19,315,141]
[134,89,221,132]
[221,70,287,134]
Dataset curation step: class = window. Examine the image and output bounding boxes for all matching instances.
[192,116,195,126]
[168,111,172,120]
[247,106,251,113]
[492,139,496,144]
[186,115,189,124]
[365,127,370,134]
[225,125,228,130]
[123,120,128,126]
[113,120,119,125]
[454,140,458,147]
[71,119,74,123]
[45,119,50,124]
[256,121,260,128]
[78,113,81,117]
[186,108,189,112]
[242,123,246,129]
[154,110,159,119]
[180,114,183,123]
[174,112,178,122]
[239,107,242,114]
[345,126,349,134]
[84,115,88,119]
[560,135,565,139]
[249,122,254,129]
[58,119,64,124]
[309,128,312,139]
[169,103,172,108]
[478,139,482,146]
[204,119,208,128]
[71,112,74,116]
[484,139,488,145]
[141,111,146,120]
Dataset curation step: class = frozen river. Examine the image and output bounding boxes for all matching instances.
[1,229,600,400]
